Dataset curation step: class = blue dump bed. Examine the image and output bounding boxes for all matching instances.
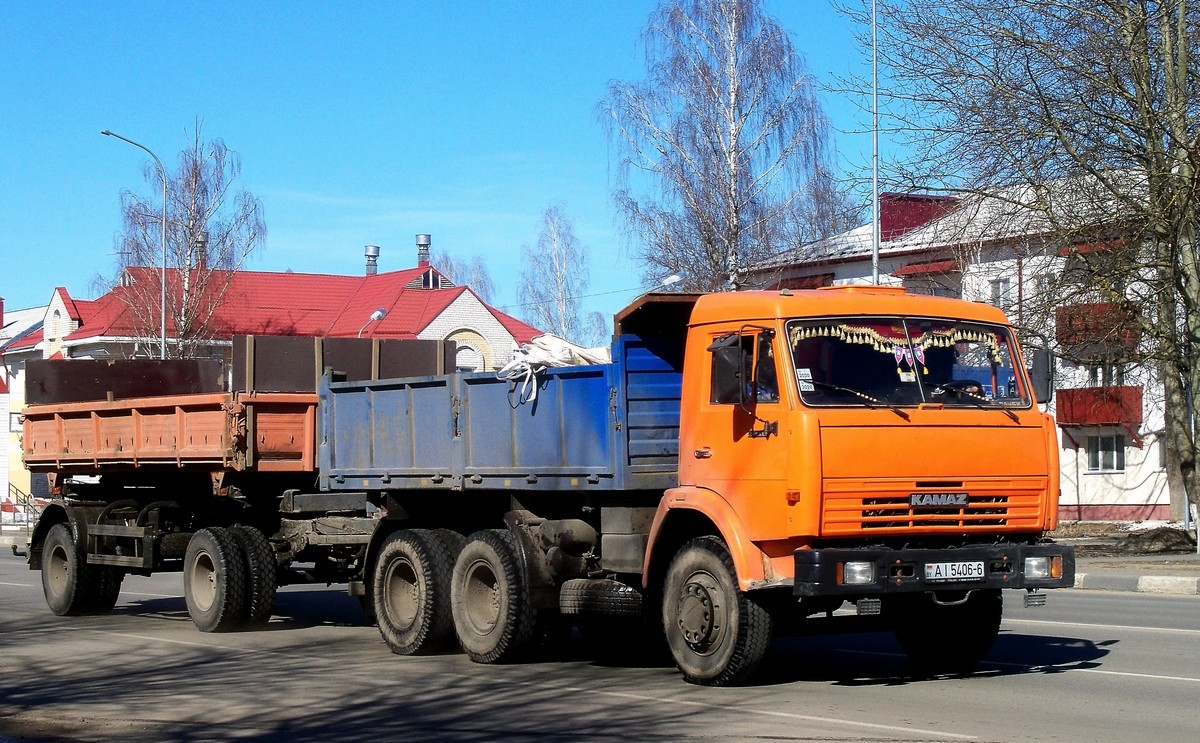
[318,331,684,493]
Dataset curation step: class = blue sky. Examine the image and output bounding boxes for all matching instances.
[0,1,876,324]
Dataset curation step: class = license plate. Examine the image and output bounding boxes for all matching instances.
[924,561,986,582]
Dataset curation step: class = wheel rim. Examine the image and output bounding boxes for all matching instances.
[188,549,218,612]
[462,558,500,636]
[384,557,420,628]
[46,541,69,599]
[675,570,726,655]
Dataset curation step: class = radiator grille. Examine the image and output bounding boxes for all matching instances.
[822,486,1045,535]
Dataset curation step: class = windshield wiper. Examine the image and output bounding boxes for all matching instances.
[928,383,1020,422]
[808,380,910,421]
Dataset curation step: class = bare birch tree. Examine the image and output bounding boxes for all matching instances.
[114,122,265,357]
[519,206,597,344]
[852,1,1200,514]
[430,249,497,304]
[601,0,832,291]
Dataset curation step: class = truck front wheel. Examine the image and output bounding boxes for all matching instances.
[892,588,1002,676]
[373,529,457,655]
[184,527,247,632]
[450,529,536,663]
[662,536,773,686]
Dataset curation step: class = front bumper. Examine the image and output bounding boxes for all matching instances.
[793,542,1076,597]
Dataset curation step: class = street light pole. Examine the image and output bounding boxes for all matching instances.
[101,130,168,359]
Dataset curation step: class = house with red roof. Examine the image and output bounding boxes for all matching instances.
[1,297,50,525]
[1,243,541,505]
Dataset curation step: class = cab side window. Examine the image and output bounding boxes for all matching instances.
[755,332,780,403]
[709,332,779,404]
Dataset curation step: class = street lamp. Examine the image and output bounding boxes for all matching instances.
[102,129,168,359]
[358,308,387,338]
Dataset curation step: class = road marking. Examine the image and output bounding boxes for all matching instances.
[988,660,1200,684]
[120,591,180,598]
[838,649,1200,685]
[1006,617,1200,637]
[0,581,35,587]
[84,629,296,657]
[513,680,977,740]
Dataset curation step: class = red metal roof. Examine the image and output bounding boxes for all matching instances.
[891,258,959,277]
[880,193,959,240]
[14,267,540,349]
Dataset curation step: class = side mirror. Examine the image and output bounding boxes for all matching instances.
[1030,348,1053,404]
[709,341,748,405]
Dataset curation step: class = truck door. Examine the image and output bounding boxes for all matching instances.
[685,329,790,541]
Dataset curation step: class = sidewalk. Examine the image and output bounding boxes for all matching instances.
[1073,552,1200,595]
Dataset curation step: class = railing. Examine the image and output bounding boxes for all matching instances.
[5,483,41,525]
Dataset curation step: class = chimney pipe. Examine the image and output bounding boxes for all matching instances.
[365,244,380,276]
[415,233,431,268]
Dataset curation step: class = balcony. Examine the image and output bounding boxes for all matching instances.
[1055,302,1140,352]
[1056,386,1143,428]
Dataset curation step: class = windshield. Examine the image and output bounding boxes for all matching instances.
[787,317,1030,408]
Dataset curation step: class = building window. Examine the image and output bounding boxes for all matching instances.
[1087,362,1126,387]
[989,278,1013,310]
[1086,434,1125,473]
[455,345,483,372]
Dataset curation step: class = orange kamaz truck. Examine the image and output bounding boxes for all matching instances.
[23,286,1073,685]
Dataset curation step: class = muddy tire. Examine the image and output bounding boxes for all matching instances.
[373,529,458,655]
[893,589,1002,676]
[86,567,124,614]
[41,523,93,616]
[184,527,247,633]
[229,525,277,627]
[662,536,773,686]
[450,529,537,663]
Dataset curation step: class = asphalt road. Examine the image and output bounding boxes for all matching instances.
[2,553,1198,743]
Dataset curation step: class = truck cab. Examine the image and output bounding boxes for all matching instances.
[646,286,1073,682]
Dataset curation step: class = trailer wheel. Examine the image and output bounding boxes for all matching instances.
[373,529,457,655]
[893,589,1002,676]
[184,527,247,632]
[433,528,467,559]
[41,523,93,616]
[86,567,124,614]
[662,536,773,686]
[451,529,536,663]
[230,525,277,627]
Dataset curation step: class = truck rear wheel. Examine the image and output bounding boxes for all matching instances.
[229,525,277,627]
[662,536,773,686]
[450,529,536,663]
[184,527,247,632]
[893,589,1002,676]
[373,529,457,655]
[42,523,93,616]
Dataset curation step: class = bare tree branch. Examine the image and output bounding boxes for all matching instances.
[844,0,1200,512]
[109,120,266,358]
[600,0,844,291]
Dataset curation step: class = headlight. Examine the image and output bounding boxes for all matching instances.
[840,561,876,585]
[1024,555,1062,579]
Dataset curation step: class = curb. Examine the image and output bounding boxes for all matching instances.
[1074,572,1200,595]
